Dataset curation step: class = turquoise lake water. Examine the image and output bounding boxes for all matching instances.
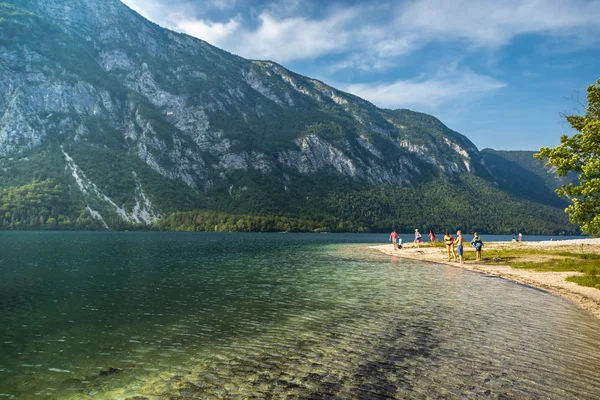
[1,232,599,399]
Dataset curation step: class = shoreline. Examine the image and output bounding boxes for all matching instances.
[371,238,600,319]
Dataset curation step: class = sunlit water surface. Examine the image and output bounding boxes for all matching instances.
[1,232,599,399]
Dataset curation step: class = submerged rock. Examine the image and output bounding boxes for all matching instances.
[99,367,121,376]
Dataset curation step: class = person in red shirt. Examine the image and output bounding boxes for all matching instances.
[389,230,399,250]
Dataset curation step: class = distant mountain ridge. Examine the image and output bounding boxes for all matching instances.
[480,149,576,209]
[0,0,577,234]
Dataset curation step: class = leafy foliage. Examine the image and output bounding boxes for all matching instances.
[0,179,103,230]
[536,79,600,235]
[154,211,353,233]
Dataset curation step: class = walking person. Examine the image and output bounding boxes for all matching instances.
[389,230,399,251]
[414,229,422,248]
[455,230,464,265]
[429,230,436,243]
[444,231,456,262]
[471,232,484,261]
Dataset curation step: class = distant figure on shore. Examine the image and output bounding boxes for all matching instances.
[414,229,422,248]
[444,231,456,262]
[389,230,399,251]
[471,232,484,261]
[512,234,516,242]
[455,231,464,265]
[429,230,436,243]
[518,232,523,242]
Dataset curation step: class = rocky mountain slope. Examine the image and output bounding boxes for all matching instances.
[0,0,576,233]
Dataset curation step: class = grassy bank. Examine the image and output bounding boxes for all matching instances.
[476,247,600,289]
[411,242,600,290]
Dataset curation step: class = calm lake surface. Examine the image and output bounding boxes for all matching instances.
[1,232,599,399]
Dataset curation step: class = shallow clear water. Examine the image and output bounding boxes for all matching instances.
[1,232,599,399]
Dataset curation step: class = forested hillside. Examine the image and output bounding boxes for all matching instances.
[156,174,574,235]
[480,149,575,208]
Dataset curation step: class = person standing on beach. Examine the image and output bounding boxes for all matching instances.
[471,232,484,261]
[414,229,422,248]
[389,230,399,251]
[518,233,523,242]
[455,231,464,265]
[429,230,436,243]
[444,231,456,262]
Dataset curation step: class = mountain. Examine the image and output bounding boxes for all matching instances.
[480,149,577,209]
[0,0,577,234]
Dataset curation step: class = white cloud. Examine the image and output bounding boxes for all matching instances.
[119,0,596,110]
[175,17,241,45]
[173,8,419,66]
[230,10,356,61]
[120,0,169,22]
[329,55,398,73]
[397,0,600,48]
[374,36,416,58]
[120,0,237,29]
[345,70,507,109]
[122,0,600,67]
[121,0,411,66]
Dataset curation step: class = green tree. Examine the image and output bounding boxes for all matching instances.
[536,79,600,235]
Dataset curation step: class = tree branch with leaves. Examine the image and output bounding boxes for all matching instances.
[535,78,600,235]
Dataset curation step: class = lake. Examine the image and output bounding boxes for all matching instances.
[1,232,599,399]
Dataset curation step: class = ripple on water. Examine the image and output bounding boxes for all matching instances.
[0,233,600,399]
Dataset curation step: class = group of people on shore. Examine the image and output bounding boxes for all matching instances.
[389,229,485,265]
[410,229,436,248]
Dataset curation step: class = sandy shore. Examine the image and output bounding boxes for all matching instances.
[371,238,600,319]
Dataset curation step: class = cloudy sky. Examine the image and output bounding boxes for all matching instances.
[121,0,600,151]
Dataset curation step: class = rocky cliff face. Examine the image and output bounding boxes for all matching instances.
[0,0,564,230]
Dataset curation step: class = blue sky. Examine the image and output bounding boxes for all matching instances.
[121,0,600,151]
